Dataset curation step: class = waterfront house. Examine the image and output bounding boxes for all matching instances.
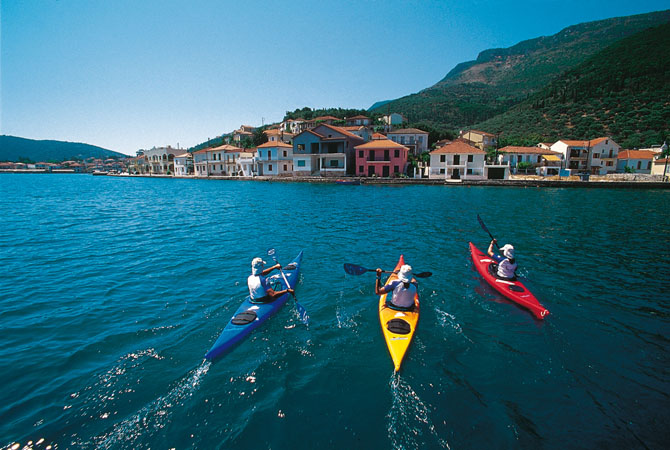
[221,145,249,176]
[193,148,212,176]
[387,128,429,155]
[651,157,670,178]
[459,130,497,152]
[551,137,620,175]
[354,139,409,178]
[429,140,509,180]
[497,146,563,175]
[257,141,293,176]
[342,126,373,142]
[238,148,257,177]
[292,124,365,177]
[345,115,371,126]
[616,150,655,174]
[232,125,256,144]
[143,146,181,175]
[174,152,194,176]
[264,128,294,144]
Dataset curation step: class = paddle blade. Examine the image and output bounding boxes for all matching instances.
[343,263,370,276]
[267,248,276,257]
[283,263,297,271]
[477,214,490,235]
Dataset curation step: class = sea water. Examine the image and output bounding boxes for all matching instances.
[0,174,668,449]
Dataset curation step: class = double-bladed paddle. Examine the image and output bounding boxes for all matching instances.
[267,248,309,324]
[477,214,500,249]
[343,263,432,278]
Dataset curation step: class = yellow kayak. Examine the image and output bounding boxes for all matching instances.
[378,255,420,372]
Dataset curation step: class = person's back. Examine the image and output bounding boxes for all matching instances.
[248,273,268,301]
[391,280,417,308]
[376,264,417,310]
[487,240,517,280]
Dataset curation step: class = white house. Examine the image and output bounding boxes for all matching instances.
[616,150,655,174]
[651,157,670,178]
[429,140,509,180]
[551,137,620,175]
[256,141,293,176]
[387,128,429,155]
[238,149,257,177]
[497,146,563,175]
[143,146,181,175]
[381,113,407,127]
[459,130,497,151]
[173,152,193,176]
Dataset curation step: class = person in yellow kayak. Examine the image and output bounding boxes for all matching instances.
[487,239,517,280]
[375,264,417,311]
[248,257,294,302]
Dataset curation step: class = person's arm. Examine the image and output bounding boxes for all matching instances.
[261,263,281,276]
[487,239,498,257]
[375,269,394,295]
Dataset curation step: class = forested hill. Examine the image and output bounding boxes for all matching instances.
[0,136,126,162]
[368,10,670,130]
[475,22,670,149]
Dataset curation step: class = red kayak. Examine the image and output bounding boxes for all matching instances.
[469,242,549,319]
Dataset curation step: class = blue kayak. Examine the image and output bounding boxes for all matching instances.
[204,250,303,361]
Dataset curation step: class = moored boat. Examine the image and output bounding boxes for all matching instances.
[378,255,420,372]
[469,242,549,319]
[335,179,360,185]
[204,250,303,361]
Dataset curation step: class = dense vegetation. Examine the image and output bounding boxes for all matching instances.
[369,10,670,134]
[476,22,670,148]
[282,107,370,121]
[0,135,125,162]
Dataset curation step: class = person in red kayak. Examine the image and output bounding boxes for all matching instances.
[248,257,294,302]
[487,239,518,280]
[375,264,417,311]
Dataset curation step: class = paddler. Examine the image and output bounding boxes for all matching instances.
[487,239,517,280]
[375,265,417,311]
[248,257,294,302]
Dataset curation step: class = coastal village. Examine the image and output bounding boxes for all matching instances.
[2,113,669,182]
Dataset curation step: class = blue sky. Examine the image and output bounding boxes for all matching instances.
[1,0,668,155]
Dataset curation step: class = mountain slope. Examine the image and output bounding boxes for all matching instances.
[369,10,670,129]
[0,136,126,162]
[474,22,670,148]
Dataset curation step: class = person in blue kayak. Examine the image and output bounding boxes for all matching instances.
[248,257,294,302]
[487,239,518,280]
[375,264,417,310]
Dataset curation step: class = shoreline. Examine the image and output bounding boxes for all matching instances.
[3,170,669,189]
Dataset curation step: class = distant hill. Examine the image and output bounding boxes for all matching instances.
[369,10,670,130]
[0,136,126,162]
[475,22,670,148]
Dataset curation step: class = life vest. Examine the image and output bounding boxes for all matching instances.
[497,258,517,279]
[391,281,417,308]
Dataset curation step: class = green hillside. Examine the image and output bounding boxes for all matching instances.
[369,10,670,130]
[0,135,126,162]
[475,22,670,148]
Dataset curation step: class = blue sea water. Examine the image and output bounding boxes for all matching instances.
[0,174,669,449]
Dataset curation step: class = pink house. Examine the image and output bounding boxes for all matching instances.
[355,139,409,177]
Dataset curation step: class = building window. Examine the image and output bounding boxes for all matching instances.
[467,168,473,175]
[384,150,389,160]
[606,161,613,166]
[359,165,364,173]
[269,164,273,171]
[330,160,338,167]
[440,155,446,163]
[439,168,445,174]
[394,149,400,158]
[283,151,287,157]
[359,150,364,158]
[298,144,305,151]
[394,165,399,173]
[284,164,288,171]
[467,155,473,162]
[418,136,423,143]
[637,161,641,169]
[297,160,306,167]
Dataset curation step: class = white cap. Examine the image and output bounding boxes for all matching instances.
[501,244,515,259]
[397,264,413,283]
[251,257,266,275]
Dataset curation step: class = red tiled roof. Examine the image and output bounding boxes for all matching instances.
[387,128,428,135]
[431,140,485,155]
[654,158,670,164]
[499,146,561,155]
[341,126,364,131]
[257,141,292,148]
[372,133,387,140]
[211,144,242,152]
[312,115,340,121]
[617,150,655,160]
[318,124,365,141]
[558,137,612,147]
[354,139,408,150]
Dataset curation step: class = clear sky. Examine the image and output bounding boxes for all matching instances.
[1,0,667,155]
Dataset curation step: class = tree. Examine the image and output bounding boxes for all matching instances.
[252,128,268,147]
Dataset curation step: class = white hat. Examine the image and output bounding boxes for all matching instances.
[397,264,413,283]
[251,257,266,275]
[501,244,515,259]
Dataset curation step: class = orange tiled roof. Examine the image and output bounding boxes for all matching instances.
[312,115,340,121]
[341,126,364,131]
[387,128,429,135]
[618,150,655,160]
[499,146,561,155]
[211,144,242,152]
[354,139,409,150]
[461,129,495,137]
[558,137,611,147]
[372,133,387,140]
[257,141,292,148]
[431,140,485,155]
[264,129,281,135]
[318,124,365,140]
